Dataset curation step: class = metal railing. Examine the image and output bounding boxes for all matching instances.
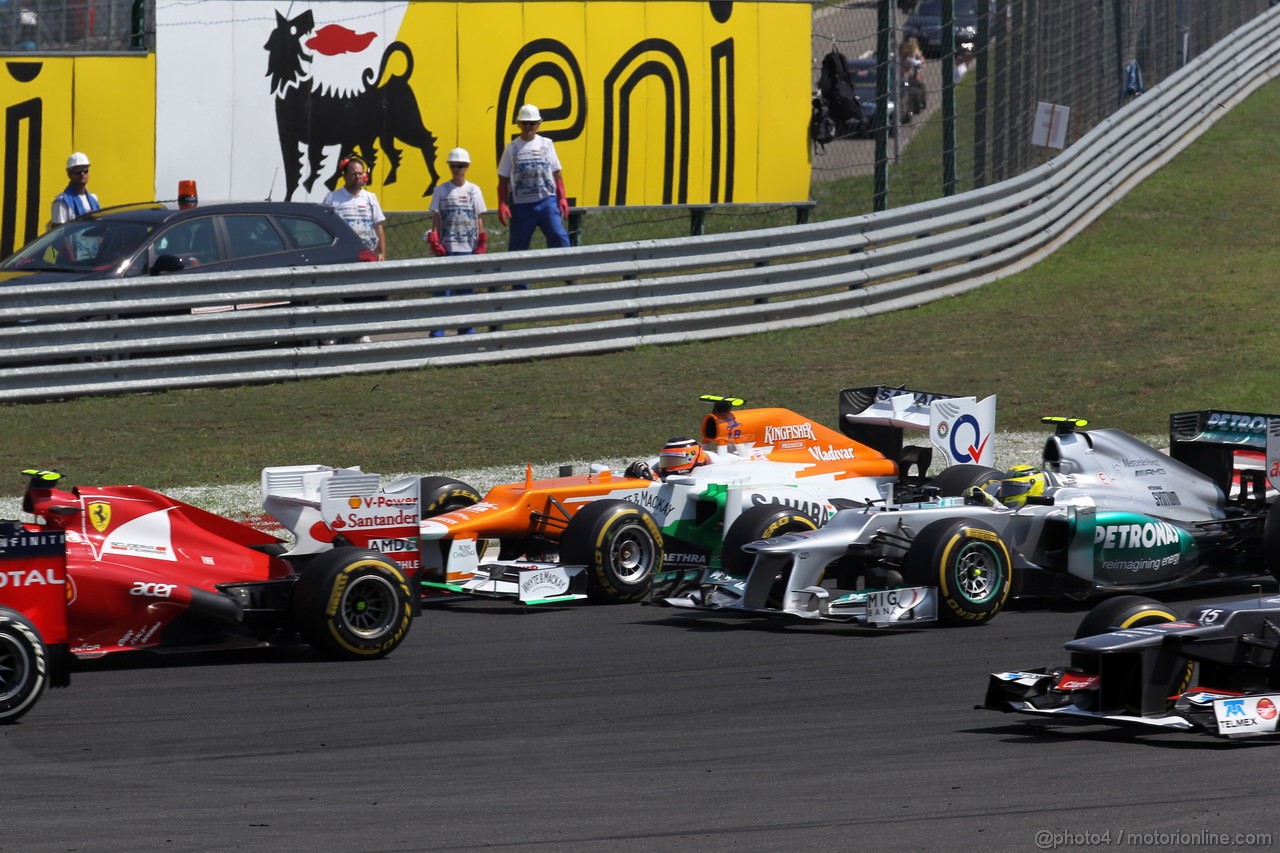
[2,7,1278,403]
[566,202,818,243]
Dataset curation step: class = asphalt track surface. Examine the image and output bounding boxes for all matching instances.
[4,582,1279,853]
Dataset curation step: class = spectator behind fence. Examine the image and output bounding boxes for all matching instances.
[955,36,976,81]
[898,37,924,86]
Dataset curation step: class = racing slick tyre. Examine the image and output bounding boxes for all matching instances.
[1262,500,1280,582]
[721,505,822,608]
[419,478,485,594]
[927,465,1003,498]
[561,500,663,603]
[0,610,48,724]
[419,477,482,517]
[1073,595,1182,640]
[1071,596,1191,712]
[292,548,414,660]
[721,505,822,576]
[903,519,1012,626]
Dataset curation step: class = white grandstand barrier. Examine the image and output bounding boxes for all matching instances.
[2,8,1277,402]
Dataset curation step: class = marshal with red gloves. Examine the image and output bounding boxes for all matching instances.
[425,147,489,256]
[427,228,487,257]
[496,104,571,252]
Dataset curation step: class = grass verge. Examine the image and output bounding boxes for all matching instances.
[1,80,1276,499]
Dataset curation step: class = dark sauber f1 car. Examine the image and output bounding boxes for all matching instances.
[8,468,417,687]
[983,593,1280,739]
[657,409,1280,628]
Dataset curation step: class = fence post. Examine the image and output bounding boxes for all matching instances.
[972,0,990,189]
[131,0,148,49]
[874,0,891,212]
[567,209,587,246]
[942,0,957,196]
[689,206,709,236]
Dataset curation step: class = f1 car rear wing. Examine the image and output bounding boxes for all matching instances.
[1168,410,1280,498]
[838,385,997,471]
[261,466,421,570]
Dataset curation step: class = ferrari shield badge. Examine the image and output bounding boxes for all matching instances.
[87,501,112,533]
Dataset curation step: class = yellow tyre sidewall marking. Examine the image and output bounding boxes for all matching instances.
[760,514,819,540]
[1118,608,1177,628]
[424,488,477,515]
[593,508,663,593]
[324,558,412,656]
[939,528,1012,621]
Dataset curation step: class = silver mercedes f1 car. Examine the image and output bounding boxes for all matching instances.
[655,409,1280,628]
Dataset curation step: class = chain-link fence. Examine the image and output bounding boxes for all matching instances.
[809,0,1271,213]
[0,0,146,51]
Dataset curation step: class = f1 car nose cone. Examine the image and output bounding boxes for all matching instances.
[420,520,449,539]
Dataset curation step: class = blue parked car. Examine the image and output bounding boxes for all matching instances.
[903,0,980,58]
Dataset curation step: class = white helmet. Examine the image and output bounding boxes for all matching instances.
[516,104,542,123]
[446,147,471,164]
[66,152,90,170]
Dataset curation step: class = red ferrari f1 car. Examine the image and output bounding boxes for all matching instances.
[0,521,70,723]
[1,468,417,722]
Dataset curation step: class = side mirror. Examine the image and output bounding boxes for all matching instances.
[150,254,185,275]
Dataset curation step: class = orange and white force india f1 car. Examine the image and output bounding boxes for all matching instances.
[392,387,996,605]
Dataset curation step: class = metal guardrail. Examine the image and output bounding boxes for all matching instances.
[565,202,817,243]
[3,8,1278,402]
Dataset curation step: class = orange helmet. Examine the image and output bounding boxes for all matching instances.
[657,437,707,477]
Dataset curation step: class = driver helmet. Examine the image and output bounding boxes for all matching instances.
[998,464,1049,507]
[657,437,708,477]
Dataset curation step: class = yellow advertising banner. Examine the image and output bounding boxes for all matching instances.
[0,54,155,255]
[383,0,812,209]
[155,1,810,212]
[2,1,809,251]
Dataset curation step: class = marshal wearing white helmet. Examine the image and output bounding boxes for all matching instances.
[427,145,488,258]
[49,151,100,228]
[496,103,570,251]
